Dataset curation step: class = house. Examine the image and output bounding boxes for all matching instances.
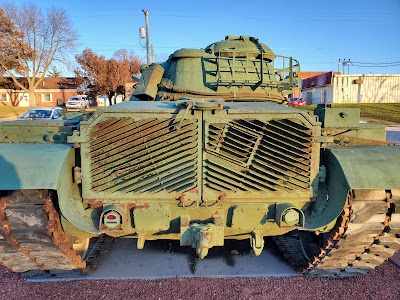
[290,72,336,99]
[96,95,125,107]
[0,77,84,107]
[302,72,400,104]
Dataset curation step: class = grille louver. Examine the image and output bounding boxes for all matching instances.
[205,119,312,192]
[88,117,199,194]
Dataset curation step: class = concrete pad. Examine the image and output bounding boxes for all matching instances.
[386,126,400,132]
[28,238,298,282]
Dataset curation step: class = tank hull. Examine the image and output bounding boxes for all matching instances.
[0,35,399,277]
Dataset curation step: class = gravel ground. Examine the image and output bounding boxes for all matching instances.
[1,262,399,300]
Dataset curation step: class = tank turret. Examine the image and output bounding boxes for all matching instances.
[132,35,300,104]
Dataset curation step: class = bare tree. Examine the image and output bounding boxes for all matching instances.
[0,2,78,106]
[154,52,171,64]
[76,48,142,106]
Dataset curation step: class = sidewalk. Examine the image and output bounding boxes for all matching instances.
[386,126,400,131]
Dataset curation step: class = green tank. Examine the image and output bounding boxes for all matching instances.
[0,35,399,277]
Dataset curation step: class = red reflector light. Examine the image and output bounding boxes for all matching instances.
[107,214,117,220]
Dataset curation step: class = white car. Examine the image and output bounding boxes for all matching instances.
[19,107,63,120]
[66,95,89,110]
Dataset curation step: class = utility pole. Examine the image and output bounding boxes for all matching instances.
[339,59,351,74]
[342,58,345,74]
[143,9,150,64]
[347,59,350,74]
[151,44,155,63]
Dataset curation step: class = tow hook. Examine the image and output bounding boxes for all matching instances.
[180,215,224,259]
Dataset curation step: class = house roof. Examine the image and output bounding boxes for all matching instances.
[300,72,334,80]
[302,71,339,89]
[0,77,82,90]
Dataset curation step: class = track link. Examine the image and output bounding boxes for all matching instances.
[273,190,400,277]
[0,190,112,278]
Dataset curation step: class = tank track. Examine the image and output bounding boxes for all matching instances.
[0,190,113,278]
[273,190,400,277]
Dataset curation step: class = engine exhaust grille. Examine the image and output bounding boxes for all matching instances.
[205,118,312,192]
[88,117,199,194]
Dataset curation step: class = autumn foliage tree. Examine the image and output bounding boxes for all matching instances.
[0,2,78,106]
[113,49,141,95]
[0,8,32,106]
[75,49,141,106]
[0,8,31,77]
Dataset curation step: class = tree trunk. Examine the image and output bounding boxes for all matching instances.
[107,91,114,106]
[28,88,37,106]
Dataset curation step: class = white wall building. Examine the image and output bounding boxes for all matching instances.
[301,72,400,104]
[96,95,125,107]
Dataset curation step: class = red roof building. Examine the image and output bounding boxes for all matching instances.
[0,77,84,107]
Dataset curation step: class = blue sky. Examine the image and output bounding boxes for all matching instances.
[6,0,400,75]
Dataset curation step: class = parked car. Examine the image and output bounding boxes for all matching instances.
[288,98,306,107]
[66,95,89,110]
[19,107,63,120]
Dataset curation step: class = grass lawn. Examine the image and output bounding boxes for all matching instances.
[358,103,400,125]
[0,105,29,119]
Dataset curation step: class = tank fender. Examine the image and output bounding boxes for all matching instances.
[305,146,400,230]
[324,146,400,189]
[0,144,73,190]
[0,143,99,234]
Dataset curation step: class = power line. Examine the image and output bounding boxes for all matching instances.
[351,63,400,68]
[351,61,400,65]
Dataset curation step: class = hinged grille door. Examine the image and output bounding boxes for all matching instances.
[202,111,315,201]
[82,110,202,201]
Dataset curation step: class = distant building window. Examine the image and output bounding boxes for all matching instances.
[0,94,8,102]
[42,94,52,102]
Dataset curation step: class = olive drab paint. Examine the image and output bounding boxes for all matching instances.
[0,36,399,276]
